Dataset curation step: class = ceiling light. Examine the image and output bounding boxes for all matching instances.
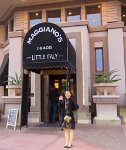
[123,14,126,17]
[36,13,39,16]
[98,5,101,8]
[68,12,72,15]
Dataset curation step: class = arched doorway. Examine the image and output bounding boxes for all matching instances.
[20,22,76,128]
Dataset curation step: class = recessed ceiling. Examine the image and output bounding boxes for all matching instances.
[0,0,74,22]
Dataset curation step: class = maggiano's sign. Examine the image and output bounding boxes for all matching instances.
[27,26,63,44]
[23,22,67,69]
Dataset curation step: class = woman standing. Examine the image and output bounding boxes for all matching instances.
[59,91,78,148]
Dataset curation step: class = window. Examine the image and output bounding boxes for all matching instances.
[121,6,126,26]
[47,10,61,23]
[66,7,81,22]
[95,48,104,72]
[29,11,42,28]
[86,5,101,27]
[5,25,8,41]
[9,19,14,32]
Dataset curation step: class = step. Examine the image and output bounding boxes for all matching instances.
[28,112,40,123]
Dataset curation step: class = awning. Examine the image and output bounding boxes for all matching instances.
[0,54,9,86]
[23,22,76,73]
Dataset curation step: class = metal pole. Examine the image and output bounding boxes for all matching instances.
[66,68,70,91]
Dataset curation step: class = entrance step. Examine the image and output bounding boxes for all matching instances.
[28,112,40,123]
[77,111,91,124]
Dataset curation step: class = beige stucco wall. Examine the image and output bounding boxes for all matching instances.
[11,0,123,32]
[14,11,29,33]
[1,0,126,122]
[108,28,126,106]
[0,25,5,44]
[106,1,121,23]
[8,32,24,79]
[30,73,41,112]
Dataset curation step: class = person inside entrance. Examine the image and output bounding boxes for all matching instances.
[50,85,59,123]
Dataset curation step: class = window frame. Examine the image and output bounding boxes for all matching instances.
[47,9,61,23]
[28,11,42,29]
[85,4,102,27]
[65,7,81,22]
[121,5,126,26]
[95,47,104,72]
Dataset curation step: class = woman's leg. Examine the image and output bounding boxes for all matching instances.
[68,129,73,147]
[64,128,69,146]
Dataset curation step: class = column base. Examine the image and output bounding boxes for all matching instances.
[77,110,91,124]
[93,117,121,125]
[28,112,40,123]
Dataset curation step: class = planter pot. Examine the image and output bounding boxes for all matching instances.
[93,83,117,95]
[6,85,22,96]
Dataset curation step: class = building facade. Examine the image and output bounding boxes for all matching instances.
[0,0,126,124]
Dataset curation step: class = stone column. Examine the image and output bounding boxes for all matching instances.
[63,21,91,123]
[81,5,86,21]
[42,9,46,22]
[9,31,24,77]
[107,23,126,105]
[29,73,41,123]
[8,32,24,95]
[61,7,66,22]
[30,73,41,112]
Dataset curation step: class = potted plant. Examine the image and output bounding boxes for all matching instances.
[6,72,22,96]
[91,70,121,95]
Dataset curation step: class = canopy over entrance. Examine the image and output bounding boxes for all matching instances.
[23,22,76,72]
[21,22,76,129]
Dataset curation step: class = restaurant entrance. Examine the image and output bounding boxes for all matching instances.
[41,74,76,123]
[21,22,76,128]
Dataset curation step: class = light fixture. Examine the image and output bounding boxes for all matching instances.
[98,5,101,8]
[36,13,39,16]
[68,12,72,15]
[123,14,126,17]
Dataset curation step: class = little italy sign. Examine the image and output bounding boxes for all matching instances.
[31,53,59,61]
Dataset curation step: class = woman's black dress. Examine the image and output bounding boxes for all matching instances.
[59,98,76,130]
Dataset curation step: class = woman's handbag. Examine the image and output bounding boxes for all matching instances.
[64,115,72,123]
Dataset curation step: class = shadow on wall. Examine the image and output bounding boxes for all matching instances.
[0,103,4,121]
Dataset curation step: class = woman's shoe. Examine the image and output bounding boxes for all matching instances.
[64,145,68,148]
[67,145,72,148]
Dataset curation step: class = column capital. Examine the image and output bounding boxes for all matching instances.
[8,31,25,38]
[107,22,124,29]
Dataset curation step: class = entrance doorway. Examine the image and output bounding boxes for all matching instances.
[41,74,76,123]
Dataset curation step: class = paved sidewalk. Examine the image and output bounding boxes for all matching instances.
[0,121,126,150]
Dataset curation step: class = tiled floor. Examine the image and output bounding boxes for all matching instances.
[0,121,126,150]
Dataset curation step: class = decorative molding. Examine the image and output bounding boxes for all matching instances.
[89,25,107,32]
[93,95,120,104]
[58,20,88,28]
[107,22,124,29]
[8,31,25,38]
[1,96,22,104]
